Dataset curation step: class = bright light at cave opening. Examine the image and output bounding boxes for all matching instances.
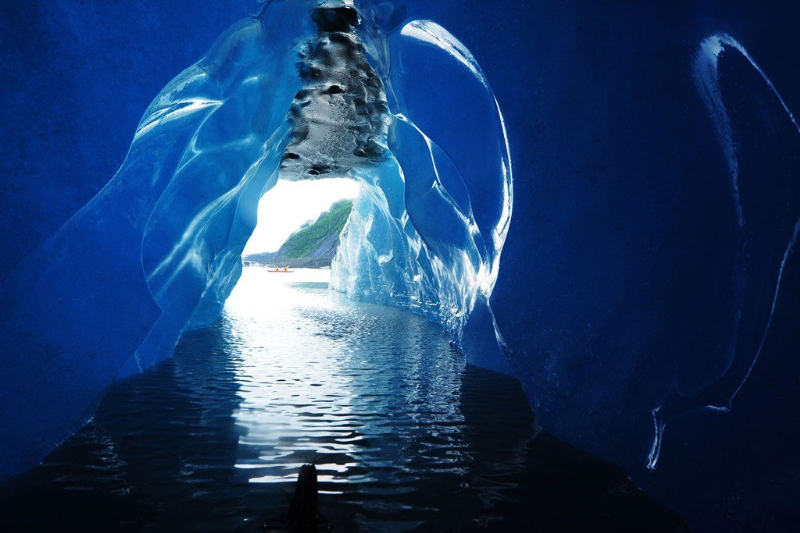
[243,178,360,255]
[225,178,359,332]
[229,177,360,314]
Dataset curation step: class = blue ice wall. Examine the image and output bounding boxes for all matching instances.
[0,0,263,281]
[387,1,800,527]
[2,0,800,528]
[0,0,309,479]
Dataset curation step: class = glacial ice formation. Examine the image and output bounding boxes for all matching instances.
[0,2,304,478]
[0,0,512,479]
[1,2,799,525]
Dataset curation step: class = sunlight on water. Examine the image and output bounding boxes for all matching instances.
[0,266,682,532]
[224,268,468,495]
[227,269,361,492]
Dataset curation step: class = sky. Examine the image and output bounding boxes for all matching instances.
[242,178,360,255]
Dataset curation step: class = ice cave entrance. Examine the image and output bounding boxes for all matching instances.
[241,178,360,268]
[226,176,360,345]
[0,0,515,482]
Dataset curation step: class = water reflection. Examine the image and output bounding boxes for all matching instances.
[0,268,685,531]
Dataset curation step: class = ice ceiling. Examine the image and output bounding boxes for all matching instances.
[1,2,798,516]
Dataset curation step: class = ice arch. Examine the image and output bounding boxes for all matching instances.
[0,0,512,479]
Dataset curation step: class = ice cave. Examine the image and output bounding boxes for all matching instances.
[1,0,799,530]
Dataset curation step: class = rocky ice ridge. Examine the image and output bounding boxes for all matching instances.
[281,3,390,179]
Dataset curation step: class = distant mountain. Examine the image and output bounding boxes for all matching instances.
[244,200,352,268]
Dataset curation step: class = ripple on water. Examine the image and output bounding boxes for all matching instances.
[0,268,686,532]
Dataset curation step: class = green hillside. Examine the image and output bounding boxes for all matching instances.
[281,200,353,258]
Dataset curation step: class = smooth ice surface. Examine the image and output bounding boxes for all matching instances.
[2,1,800,527]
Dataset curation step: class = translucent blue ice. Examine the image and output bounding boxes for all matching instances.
[1,1,798,504]
[0,0,512,478]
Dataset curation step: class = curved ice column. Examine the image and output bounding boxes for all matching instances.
[0,2,311,478]
[385,21,513,283]
[312,14,514,373]
[386,20,513,373]
[387,116,489,329]
[124,12,305,373]
[647,34,800,468]
[331,121,492,339]
[329,18,514,373]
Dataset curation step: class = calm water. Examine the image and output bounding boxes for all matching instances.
[0,268,685,531]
